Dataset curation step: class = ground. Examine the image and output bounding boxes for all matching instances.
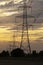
[0,57,43,65]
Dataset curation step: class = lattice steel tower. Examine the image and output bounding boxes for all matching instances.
[18,0,33,53]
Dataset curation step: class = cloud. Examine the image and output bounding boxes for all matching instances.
[0,1,14,8]
[0,0,11,2]
[0,0,43,28]
[0,0,24,9]
[5,1,14,7]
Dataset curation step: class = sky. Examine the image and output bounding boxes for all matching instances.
[0,0,43,52]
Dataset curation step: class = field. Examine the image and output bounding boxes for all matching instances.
[0,57,43,65]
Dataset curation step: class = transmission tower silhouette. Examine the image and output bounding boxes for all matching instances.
[21,0,31,53]
[14,0,33,53]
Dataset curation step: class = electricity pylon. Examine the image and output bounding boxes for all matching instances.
[21,0,31,53]
[15,0,33,53]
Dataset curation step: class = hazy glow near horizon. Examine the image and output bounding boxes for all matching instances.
[0,26,43,42]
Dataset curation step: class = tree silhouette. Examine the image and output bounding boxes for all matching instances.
[32,50,38,57]
[0,50,9,57]
[11,48,25,57]
[39,51,43,57]
[0,49,43,58]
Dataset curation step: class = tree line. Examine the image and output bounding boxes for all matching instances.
[0,48,43,58]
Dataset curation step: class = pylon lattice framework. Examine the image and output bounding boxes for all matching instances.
[16,0,33,53]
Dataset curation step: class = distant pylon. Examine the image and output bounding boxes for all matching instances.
[12,21,15,49]
[13,16,20,49]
